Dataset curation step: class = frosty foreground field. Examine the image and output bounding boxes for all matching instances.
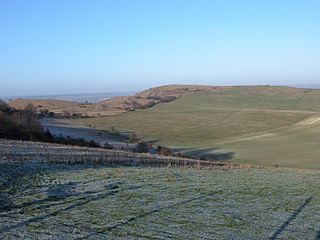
[0,141,320,239]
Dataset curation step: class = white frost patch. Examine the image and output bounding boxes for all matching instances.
[298,116,320,125]
[235,133,276,142]
[219,133,276,144]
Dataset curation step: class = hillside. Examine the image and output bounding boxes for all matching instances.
[1,139,320,239]
[98,84,218,110]
[76,85,320,169]
[136,84,220,98]
[7,85,217,116]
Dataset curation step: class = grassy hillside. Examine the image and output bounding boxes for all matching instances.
[179,118,320,169]
[76,86,318,145]
[98,84,219,110]
[76,86,320,169]
[220,118,320,169]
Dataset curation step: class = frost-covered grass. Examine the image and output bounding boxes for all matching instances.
[1,162,319,239]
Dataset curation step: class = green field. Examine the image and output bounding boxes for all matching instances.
[1,162,320,239]
[76,86,320,169]
[179,118,320,169]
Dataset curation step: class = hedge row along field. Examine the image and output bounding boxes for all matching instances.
[0,140,238,169]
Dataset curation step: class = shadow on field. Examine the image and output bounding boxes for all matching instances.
[81,191,220,239]
[269,196,313,240]
[174,147,235,161]
[0,182,148,234]
[0,162,151,213]
[0,161,154,234]
[0,162,89,212]
[0,157,230,234]
[108,192,217,229]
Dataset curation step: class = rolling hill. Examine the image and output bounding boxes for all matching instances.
[8,85,217,116]
[76,85,320,169]
[97,84,219,110]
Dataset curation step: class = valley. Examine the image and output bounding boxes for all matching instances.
[75,85,320,169]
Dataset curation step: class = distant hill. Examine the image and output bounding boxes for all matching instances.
[9,98,80,110]
[8,98,125,117]
[97,84,219,110]
[7,85,220,116]
[78,85,320,145]
[6,84,320,168]
[76,85,320,169]
[7,84,319,117]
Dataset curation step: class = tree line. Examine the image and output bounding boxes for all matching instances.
[0,100,102,148]
[0,100,179,156]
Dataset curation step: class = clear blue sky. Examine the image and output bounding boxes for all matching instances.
[1,0,320,96]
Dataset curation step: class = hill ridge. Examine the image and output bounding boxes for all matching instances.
[7,85,319,117]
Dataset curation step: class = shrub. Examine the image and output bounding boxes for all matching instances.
[129,133,138,143]
[0,101,46,141]
[110,126,120,135]
[24,103,37,113]
[160,96,177,103]
[0,100,10,111]
[48,112,55,117]
[136,141,149,153]
[62,110,71,118]
[104,141,113,149]
[157,146,173,156]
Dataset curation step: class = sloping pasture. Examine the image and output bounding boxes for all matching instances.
[0,140,320,239]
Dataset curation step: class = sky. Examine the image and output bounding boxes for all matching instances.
[1,0,320,96]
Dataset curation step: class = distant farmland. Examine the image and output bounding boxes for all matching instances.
[76,86,320,169]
